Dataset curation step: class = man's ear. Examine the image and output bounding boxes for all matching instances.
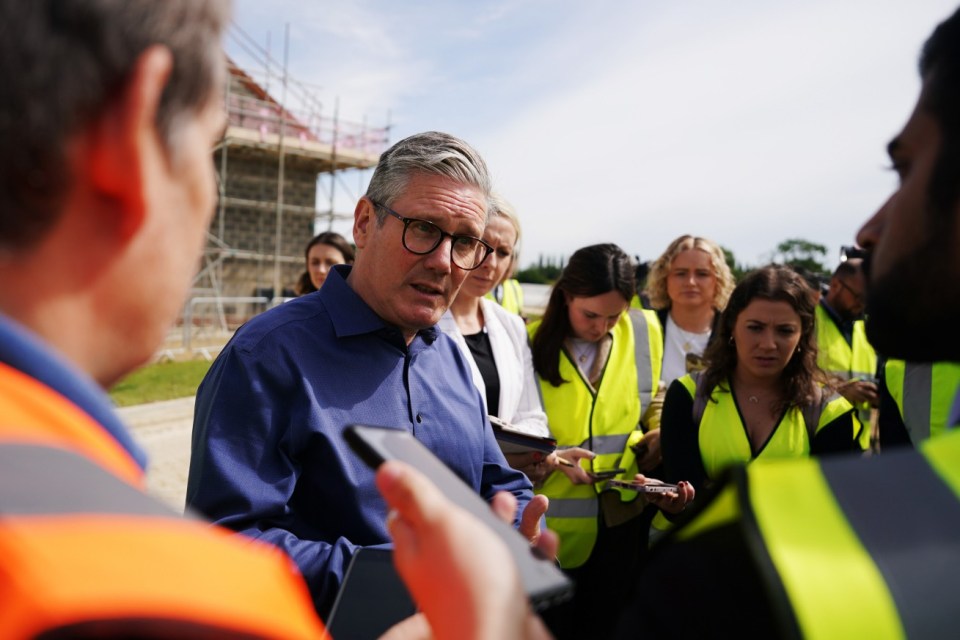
[353,197,376,249]
[85,45,173,240]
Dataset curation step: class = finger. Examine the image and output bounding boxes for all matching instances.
[519,494,548,542]
[533,528,559,561]
[491,490,518,524]
[376,461,443,530]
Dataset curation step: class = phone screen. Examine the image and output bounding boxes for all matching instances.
[344,424,573,611]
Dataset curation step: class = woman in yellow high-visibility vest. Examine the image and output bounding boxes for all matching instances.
[528,243,693,640]
[660,265,863,499]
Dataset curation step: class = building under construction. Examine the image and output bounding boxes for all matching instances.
[177,30,390,355]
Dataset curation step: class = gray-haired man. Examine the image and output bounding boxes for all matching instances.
[187,131,546,617]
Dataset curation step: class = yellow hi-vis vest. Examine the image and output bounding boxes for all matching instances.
[683,375,857,479]
[486,279,524,315]
[884,359,960,445]
[662,429,960,639]
[815,304,877,446]
[528,309,662,568]
[651,374,858,539]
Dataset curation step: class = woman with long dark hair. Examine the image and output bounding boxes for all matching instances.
[528,243,693,640]
[660,264,863,497]
[294,231,355,295]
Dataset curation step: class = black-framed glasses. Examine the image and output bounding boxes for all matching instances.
[834,278,864,303]
[371,200,493,271]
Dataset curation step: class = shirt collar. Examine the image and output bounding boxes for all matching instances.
[0,313,148,470]
[321,265,440,346]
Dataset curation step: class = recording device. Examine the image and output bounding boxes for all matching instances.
[344,424,574,611]
[840,245,865,262]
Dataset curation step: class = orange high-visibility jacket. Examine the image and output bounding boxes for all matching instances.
[0,361,326,639]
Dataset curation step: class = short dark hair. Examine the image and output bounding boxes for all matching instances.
[701,264,825,415]
[0,0,231,252]
[531,243,635,386]
[919,6,960,218]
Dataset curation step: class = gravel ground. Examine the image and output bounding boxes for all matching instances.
[119,396,196,512]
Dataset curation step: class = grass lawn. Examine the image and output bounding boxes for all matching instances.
[109,360,213,407]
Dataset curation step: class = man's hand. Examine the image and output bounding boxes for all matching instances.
[375,461,554,640]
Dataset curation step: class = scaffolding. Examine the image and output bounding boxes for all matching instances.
[166,24,390,359]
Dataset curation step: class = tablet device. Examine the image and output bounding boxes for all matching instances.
[344,424,573,611]
[488,415,558,454]
[325,548,416,640]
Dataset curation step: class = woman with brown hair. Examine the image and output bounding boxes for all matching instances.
[660,264,863,497]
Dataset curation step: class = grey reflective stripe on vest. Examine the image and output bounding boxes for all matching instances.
[548,497,599,518]
[590,433,630,455]
[901,363,933,444]
[0,443,177,517]
[822,448,960,638]
[629,310,653,408]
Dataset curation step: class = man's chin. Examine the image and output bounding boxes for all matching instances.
[866,281,960,361]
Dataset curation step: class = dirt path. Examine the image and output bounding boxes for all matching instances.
[119,396,195,512]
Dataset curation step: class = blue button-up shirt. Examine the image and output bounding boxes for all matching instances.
[186,265,533,617]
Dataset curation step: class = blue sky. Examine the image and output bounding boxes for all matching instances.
[227,0,958,271]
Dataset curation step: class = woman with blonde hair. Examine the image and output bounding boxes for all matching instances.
[645,234,735,384]
[439,193,568,481]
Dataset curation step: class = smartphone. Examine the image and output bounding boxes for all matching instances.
[588,468,626,481]
[344,424,574,611]
[607,478,679,494]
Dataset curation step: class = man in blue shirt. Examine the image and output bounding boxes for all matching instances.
[186,131,545,618]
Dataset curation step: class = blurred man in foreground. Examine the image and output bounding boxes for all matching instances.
[0,1,325,636]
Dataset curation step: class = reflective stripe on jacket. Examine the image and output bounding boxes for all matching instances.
[674,431,960,638]
[884,359,960,444]
[486,278,525,315]
[529,309,661,568]
[0,361,325,639]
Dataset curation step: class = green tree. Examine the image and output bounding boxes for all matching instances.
[774,238,829,278]
[721,246,750,282]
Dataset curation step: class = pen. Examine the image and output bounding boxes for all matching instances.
[556,457,576,468]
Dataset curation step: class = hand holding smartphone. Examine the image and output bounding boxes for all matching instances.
[344,424,573,611]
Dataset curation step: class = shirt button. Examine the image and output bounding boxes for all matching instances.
[416,413,423,424]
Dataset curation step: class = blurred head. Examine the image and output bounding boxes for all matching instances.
[0,0,230,386]
[531,244,635,386]
[350,132,492,342]
[645,235,735,313]
[825,259,866,320]
[703,265,821,411]
[304,231,354,291]
[0,0,230,254]
[857,7,960,361]
[460,193,520,300]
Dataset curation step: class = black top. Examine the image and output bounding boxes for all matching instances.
[464,330,500,417]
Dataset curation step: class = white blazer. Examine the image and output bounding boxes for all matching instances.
[439,299,550,437]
